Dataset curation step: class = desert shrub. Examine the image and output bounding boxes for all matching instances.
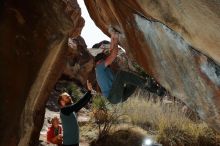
[92,95,122,139]
[194,124,218,146]
[66,83,82,102]
[119,96,220,146]
[157,125,195,146]
[92,95,108,110]
[119,97,163,131]
[90,128,145,146]
[92,95,109,124]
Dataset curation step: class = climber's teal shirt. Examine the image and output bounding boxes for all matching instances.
[95,61,115,98]
[60,91,92,145]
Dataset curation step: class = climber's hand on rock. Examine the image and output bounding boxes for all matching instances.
[108,25,115,34]
[108,25,119,35]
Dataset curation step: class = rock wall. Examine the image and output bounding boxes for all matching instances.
[0,0,84,145]
[1,0,220,145]
[63,36,95,87]
[84,0,220,132]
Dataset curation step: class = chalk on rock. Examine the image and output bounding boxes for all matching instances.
[108,25,120,34]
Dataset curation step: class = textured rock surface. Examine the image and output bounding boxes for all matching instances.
[0,0,84,145]
[85,0,220,132]
[1,0,220,145]
[63,36,95,87]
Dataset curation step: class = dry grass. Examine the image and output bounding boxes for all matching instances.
[90,127,146,146]
[118,96,220,146]
[80,122,98,142]
[90,95,220,146]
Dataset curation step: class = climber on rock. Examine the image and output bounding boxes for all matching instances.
[94,28,154,104]
[58,80,93,146]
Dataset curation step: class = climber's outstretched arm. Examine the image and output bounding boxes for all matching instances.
[105,32,119,66]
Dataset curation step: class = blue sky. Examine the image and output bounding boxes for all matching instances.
[78,0,109,48]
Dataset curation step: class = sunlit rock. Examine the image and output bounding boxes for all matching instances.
[85,0,220,132]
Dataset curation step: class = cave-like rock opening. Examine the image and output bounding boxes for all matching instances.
[1,0,220,146]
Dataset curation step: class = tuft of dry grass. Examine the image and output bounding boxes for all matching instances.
[118,96,220,146]
[90,128,145,146]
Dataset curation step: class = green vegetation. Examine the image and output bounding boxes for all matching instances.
[92,95,109,111]
[66,83,82,102]
[92,95,120,139]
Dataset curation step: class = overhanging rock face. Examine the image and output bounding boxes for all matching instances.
[0,0,84,145]
[85,0,220,132]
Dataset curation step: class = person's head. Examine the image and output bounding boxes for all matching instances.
[51,117,60,128]
[92,40,110,49]
[92,40,110,63]
[58,92,73,108]
[94,52,107,63]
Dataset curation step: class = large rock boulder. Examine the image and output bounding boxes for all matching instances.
[0,0,84,145]
[1,0,220,145]
[63,36,95,87]
[84,0,220,132]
